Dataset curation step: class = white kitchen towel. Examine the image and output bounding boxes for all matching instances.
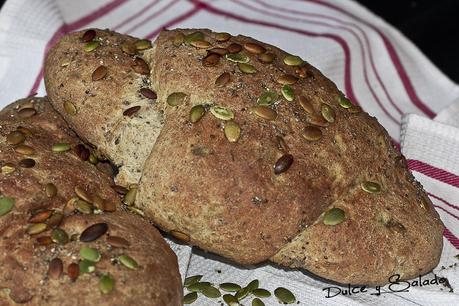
[1,0,459,305]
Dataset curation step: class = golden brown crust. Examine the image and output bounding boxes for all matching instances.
[0,97,182,305]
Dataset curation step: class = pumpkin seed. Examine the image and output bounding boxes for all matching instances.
[361,181,381,193]
[15,144,35,155]
[127,205,144,216]
[123,106,141,117]
[184,275,203,287]
[252,288,271,298]
[257,91,278,106]
[64,101,77,115]
[80,247,101,262]
[140,88,157,100]
[48,258,63,280]
[321,104,335,123]
[81,29,96,43]
[215,72,231,87]
[225,53,249,63]
[18,158,35,168]
[209,47,228,56]
[121,42,136,55]
[227,43,242,54]
[251,106,277,121]
[47,211,64,228]
[238,63,257,74]
[202,285,221,298]
[52,143,71,153]
[185,31,205,44]
[252,298,265,306]
[215,32,231,42]
[80,222,108,242]
[29,210,53,223]
[16,126,32,136]
[283,55,303,66]
[27,223,47,235]
[277,74,298,85]
[348,105,362,113]
[235,287,250,300]
[184,292,198,304]
[202,53,220,67]
[68,263,80,281]
[302,126,322,141]
[75,199,93,214]
[299,96,314,114]
[99,274,115,294]
[36,236,53,246]
[132,57,150,75]
[173,32,185,46]
[220,283,242,292]
[191,40,211,49]
[276,135,289,153]
[210,106,234,120]
[246,280,259,292]
[119,254,138,270]
[167,92,187,106]
[92,65,108,81]
[258,52,275,63]
[223,294,240,306]
[1,164,15,174]
[123,186,138,206]
[224,121,241,143]
[243,42,266,54]
[79,259,96,274]
[45,183,57,198]
[0,197,14,216]
[187,282,212,292]
[112,184,128,195]
[274,154,294,175]
[274,287,296,304]
[103,200,117,212]
[281,85,294,101]
[6,130,25,145]
[338,96,353,108]
[51,228,69,245]
[323,207,345,225]
[84,41,99,52]
[170,230,190,242]
[75,186,92,203]
[18,107,37,118]
[107,236,130,248]
[135,39,152,50]
[308,115,329,127]
[189,105,206,123]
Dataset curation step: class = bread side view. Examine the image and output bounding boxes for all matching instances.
[45,29,444,285]
[0,97,182,305]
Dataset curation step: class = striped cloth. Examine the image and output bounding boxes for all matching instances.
[1,0,458,305]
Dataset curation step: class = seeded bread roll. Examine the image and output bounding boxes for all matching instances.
[45,29,444,285]
[0,97,182,305]
[44,29,164,186]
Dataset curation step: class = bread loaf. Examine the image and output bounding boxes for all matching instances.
[45,28,444,285]
[0,97,182,305]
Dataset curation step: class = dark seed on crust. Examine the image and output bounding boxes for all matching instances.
[243,42,266,54]
[208,47,228,56]
[215,72,230,87]
[227,43,242,54]
[29,210,53,223]
[81,29,96,43]
[80,223,109,242]
[18,108,37,118]
[274,154,294,175]
[74,144,90,161]
[107,236,130,248]
[92,65,108,81]
[48,258,63,280]
[18,158,35,168]
[140,88,157,100]
[67,263,79,282]
[123,106,141,117]
[202,53,220,67]
[132,57,150,75]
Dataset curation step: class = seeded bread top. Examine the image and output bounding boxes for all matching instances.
[0,98,182,305]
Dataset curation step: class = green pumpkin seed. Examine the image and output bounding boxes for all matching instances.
[252,298,265,306]
[0,197,15,217]
[184,292,198,304]
[51,228,69,244]
[99,274,115,294]
[119,254,138,270]
[210,106,234,120]
[246,280,259,292]
[79,259,96,274]
[172,32,185,46]
[251,106,277,121]
[88,153,98,165]
[1,164,15,174]
[220,283,242,292]
[75,199,93,214]
[185,31,205,44]
[52,143,71,153]
[257,91,278,106]
[191,40,211,49]
[323,207,345,225]
[338,96,353,108]
[238,63,257,74]
[302,126,322,141]
[283,55,303,66]
[135,39,152,50]
[184,275,203,287]
[281,85,294,101]
[225,53,250,63]
[64,101,77,115]
[47,211,64,228]
[252,288,271,298]
[223,294,240,306]
[127,206,144,216]
[45,183,57,198]
[27,223,47,235]
[274,287,296,304]
[6,130,25,145]
[123,186,138,206]
[235,287,250,300]
[361,181,381,193]
[190,105,206,123]
[202,285,221,298]
[80,246,101,262]
[187,282,212,292]
[167,92,187,106]
[84,41,99,52]
[224,121,241,143]
[321,104,335,123]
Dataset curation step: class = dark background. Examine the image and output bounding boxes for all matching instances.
[0,0,458,82]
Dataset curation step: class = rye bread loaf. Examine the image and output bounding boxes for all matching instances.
[45,29,444,285]
[0,97,182,305]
